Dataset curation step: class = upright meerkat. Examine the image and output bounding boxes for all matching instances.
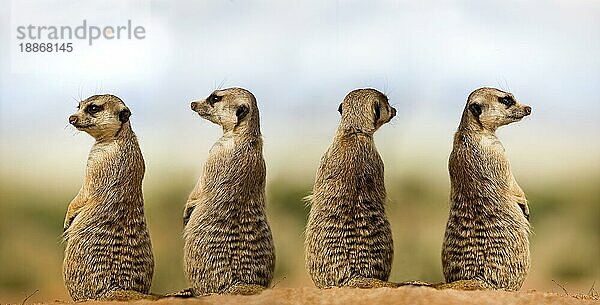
[184,87,275,296]
[305,88,397,289]
[63,95,154,301]
[441,87,531,291]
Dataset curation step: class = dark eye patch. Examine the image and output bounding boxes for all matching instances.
[498,96,515,108]
[208,93,222,106]
[374,103,381,122]
[85,104,103,114]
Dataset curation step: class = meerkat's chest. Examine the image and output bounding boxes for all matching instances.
[209,137,236,155]
[87,142,121,166]
[479,135,504,152]
[204,139,240,175]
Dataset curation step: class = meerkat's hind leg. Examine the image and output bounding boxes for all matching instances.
[434,279,491,291]
[101,289,162,301]
[225,283,267,295]
[346,277,401,288]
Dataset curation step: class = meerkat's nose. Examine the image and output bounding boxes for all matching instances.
[391,107,397,118]
[523,106,532,116]
[69,115,78,124]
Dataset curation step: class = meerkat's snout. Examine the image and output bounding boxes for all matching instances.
[68,112,87,130]
[190,100,211,119]
[511,103,532,120]
[390,107,397,119]
[190,99,212,121]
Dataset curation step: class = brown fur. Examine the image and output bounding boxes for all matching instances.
[442,87,532,291]
[184,87,275,296]
[305,88,397,288]
[63,95,154,301]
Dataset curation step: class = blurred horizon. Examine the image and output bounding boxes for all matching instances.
[1,0,599,303]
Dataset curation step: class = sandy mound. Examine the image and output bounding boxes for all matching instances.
[33,287,599,305]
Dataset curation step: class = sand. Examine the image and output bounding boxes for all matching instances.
[19,287,599,305]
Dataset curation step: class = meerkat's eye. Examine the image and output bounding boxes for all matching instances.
[85,104,103,114]
[498,96,515,108]
[208,93,222,105]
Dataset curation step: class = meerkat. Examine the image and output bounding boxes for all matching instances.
[183,87,275,296]
[441,87,532,291]
[304,88,397,289]
[63,95,154,301]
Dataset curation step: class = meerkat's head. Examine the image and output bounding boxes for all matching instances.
[190,87,260,135]
[68,94,132,140]
[337,88,396,134]
[462,87,531,132]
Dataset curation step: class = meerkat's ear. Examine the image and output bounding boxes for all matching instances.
[338,103,343,115]
[236,104,249,123]
[183,206,195,226]
[469,103,482,117]
[119,108,131,123]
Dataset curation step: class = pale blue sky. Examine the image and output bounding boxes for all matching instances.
[1,0,599,181]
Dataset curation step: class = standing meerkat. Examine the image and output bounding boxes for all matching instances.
[305,88,397,289]
[441,87,532,291]
[63,95,154,301]
[184,87,275,296]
